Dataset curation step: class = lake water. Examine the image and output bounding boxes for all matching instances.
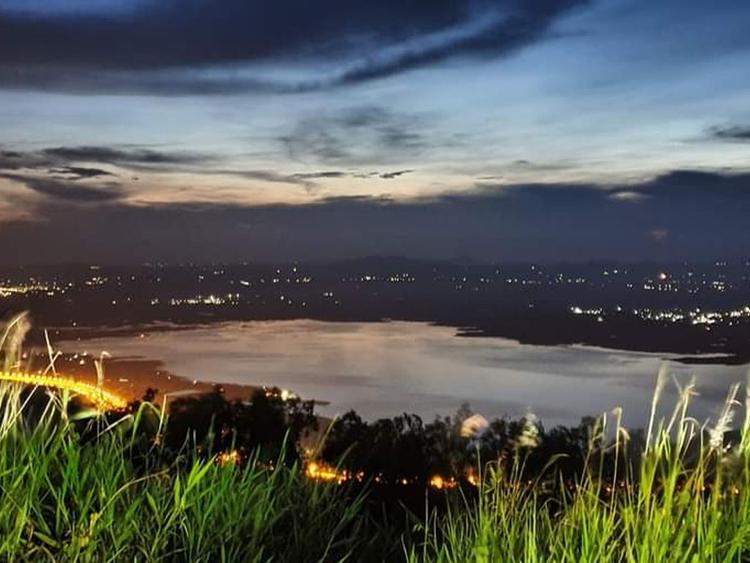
[65,320,748,428]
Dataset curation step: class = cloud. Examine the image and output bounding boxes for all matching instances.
[1,173,125,202]
[291,171,349,180]
[222,170,309,185]
[330,0,588,87]
[1,145,217,175]
[221,167,416,195]
[0,144,417,199]
[379,170,413,179]
[42,146,216,168]
[709,125,750,142]
[1,168,749,264]
[0,0,588,95]
[0,148,51,171]
[281,106,429,165]
[292,169,414,180]
[0,144,235,204]
[219,169,320,194]
[49,166,115,180]
[0,145,223,197]
[609,190,648,202]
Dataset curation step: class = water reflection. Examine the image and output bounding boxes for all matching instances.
[66,320,748,428]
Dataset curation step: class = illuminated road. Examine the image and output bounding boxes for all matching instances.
[0,372,127,411]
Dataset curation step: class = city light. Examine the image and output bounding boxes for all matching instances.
[217,449,241,466]
[304,460,474,490]
[305,461,351,484]
[0,371,127,411]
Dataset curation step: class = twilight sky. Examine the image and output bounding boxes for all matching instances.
[0,0,749,264]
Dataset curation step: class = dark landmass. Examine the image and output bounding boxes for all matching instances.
[1,257,748,365]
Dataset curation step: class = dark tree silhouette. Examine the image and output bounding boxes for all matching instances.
[165,386,316,464]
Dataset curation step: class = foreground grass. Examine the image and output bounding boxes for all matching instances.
[0,388,376,562]
[3,384,750,562]
[411,371,750,562]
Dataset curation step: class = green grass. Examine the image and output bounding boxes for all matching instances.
[409,368,750,562]
[0,386,376,562]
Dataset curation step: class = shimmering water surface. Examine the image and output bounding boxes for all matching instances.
[66,320,748,428]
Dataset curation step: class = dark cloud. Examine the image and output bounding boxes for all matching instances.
[0,145,217,175]
[0,0,588,94]
[225,167,416,193]
[292,171,349,180]
[42,146,216,168]
[49,166,114,180]
[1,173,124,202]
[379,170,413,179]
[0,144,415,196]
[223,170,309,185]
[0,148,50,171]
[281,106,429,165]
[1,169,749,264]
[709,125,750,142]
[0,144,225,204]
[331,0,588,87]
[292,169,414,180]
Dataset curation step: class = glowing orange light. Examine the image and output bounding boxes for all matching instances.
[217,449,240,466]
[466,469,479,487]
[429,474,459,490]
[0,371,127,411]
[305,461,349,484]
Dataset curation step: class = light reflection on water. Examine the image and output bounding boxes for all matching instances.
[67,320,748,428]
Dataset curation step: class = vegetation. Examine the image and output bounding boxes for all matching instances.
[411,372,750,562]
[0,388,387,561]
[1,314,750,561]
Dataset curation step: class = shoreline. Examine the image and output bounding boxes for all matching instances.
[23,350,331,408]
[450,325,749,365]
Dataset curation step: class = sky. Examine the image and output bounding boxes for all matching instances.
[0,0,749,264]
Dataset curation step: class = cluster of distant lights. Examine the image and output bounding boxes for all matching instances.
[304,461,477,489]
[217,453,472,490]
[214,449,749,503]
[640,271,732,294]
[2,262,748,299]
[0,268,613,300]
[339,273,416,283]
[198,267,313,286]
[156,293,325,308]
[637,306,750,326]
[302,463,745,500]
[305,460,460,488]
[293,460,745,498]
[0,281,66,298]
[570,303,750,327]
[167,293,242,307]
